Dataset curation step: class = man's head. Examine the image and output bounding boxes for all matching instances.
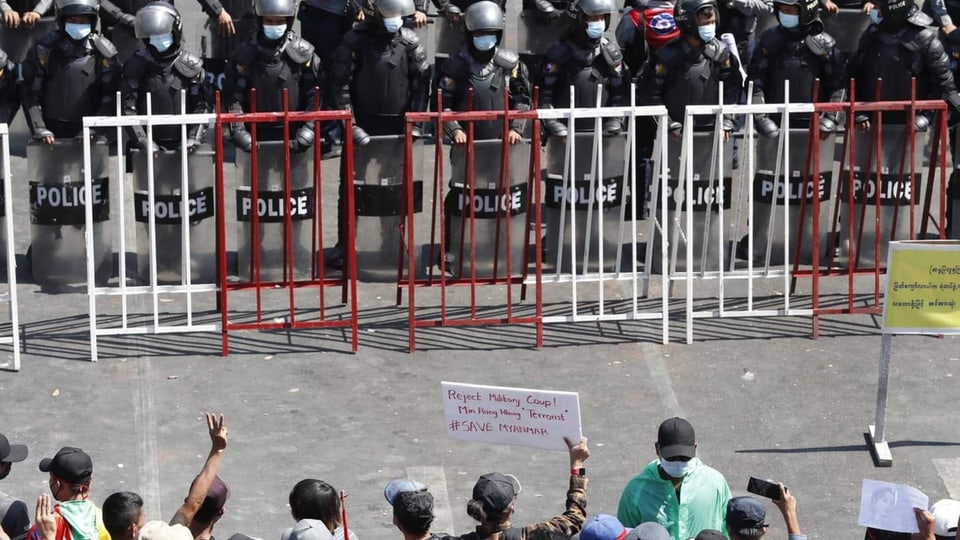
[468,473,521,524]
[385,479,434,537]
[193,475,230,529]
[580,514,628,540]
[289,479,340,531]
[625,523,670,540]
[40,447,93,501]
[137,521,193,540]
[726,497,768,540]
[0,433,28,481]
[655,417,697,479]
[103,491,145,540]
[673,0,718,42]
[930,499,960,540]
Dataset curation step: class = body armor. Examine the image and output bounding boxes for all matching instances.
[541,36,627,131]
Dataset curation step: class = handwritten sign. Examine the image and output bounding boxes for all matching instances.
[882,240,960,334]
[441,381,582,451]
[857,479,929,533]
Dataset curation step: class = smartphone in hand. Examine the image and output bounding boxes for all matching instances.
[747,477,782,501]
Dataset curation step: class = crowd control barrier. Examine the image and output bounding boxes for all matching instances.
[0,123,20,370]
[214,89,359,354]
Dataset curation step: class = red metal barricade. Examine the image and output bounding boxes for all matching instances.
[793,79,949,337]
[399,92,543,352]
[214,90,359,354]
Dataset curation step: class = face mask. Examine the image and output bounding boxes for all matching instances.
[473,35,497,51]
[778,12,799,28]
[149,33,174,52]
[869,8,882,24]
[659,456,699,478]
[262,23,286,40]
[64,22,91,40]
[697,22,715,42]
[383,15,403,32]
[585,20,605,39]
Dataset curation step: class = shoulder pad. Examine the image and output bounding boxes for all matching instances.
[284,35,315,64]
[805,31,836,56]
[907,8,934,27]
[174,50,204,78]
[90,35,118,58]
[545,40,572,64]
[702,38,729,62]
[342,29,365,50]
[903,27,936,51]
[493,48,519,70]
[398,27,420,49]
[600,37,623,67]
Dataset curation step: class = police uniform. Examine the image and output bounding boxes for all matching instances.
[22,27,121,138]
[331,22,429,137]
[223,31,322,148]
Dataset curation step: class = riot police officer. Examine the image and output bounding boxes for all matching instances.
[437,0,532,144]
[223,0,322,152]
[539,0,630,138]
[749,0,843,137]
[98,0,235,41]
[849,0,960,131]
[331,0,429,143]
[716,0,772,68]
[120,2,210,151]
[615,0,679,76]
[637,0,743,138]
[22,0,121,143]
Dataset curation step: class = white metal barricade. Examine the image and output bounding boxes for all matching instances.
[533,85,671,342]
[0,123,21,370]
[82,94,219,361]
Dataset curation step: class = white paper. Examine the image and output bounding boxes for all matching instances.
[858,479,929,533]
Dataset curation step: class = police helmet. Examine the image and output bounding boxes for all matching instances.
[375,0,415,18]
[568,0,616,28]
[674,0,717,36]
[877,0,915,26]
[463,1,505,32]
[55,0,98,28]
[773,0,821,29]
[255,0,297,18]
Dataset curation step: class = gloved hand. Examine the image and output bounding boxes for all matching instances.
[352,124,371,146]
[34,128,54,142]
[532,0,557,15]
[544,119,568,138]
[602,118,623,136]
[755,115,779,138]
[119,13,135,29]
[137,138,159,153]
[289,125,315,153]
[915,114,930,132]
[854,113,870,124]
[232,129,253,152]
[668,121,682,134]
[722,117,735,132]
[819,114,837,134]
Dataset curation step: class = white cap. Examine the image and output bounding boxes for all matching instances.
[931,499,960,537]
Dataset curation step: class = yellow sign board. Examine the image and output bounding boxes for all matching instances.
[882,240,960,334]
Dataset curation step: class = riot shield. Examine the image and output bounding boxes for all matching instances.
[822,9,870,54]
[0,17,57,62]
[132,145,217,284]
[516,10,567,87]
[235,140,317,282]
[352,135,429,282]
[444,140,531,279]
[27,138,112,287]
[543,132,630,274]
[742,128,834,265]
[648,131,735,274]
[836,124,927,269]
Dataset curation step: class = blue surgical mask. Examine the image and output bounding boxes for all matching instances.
[869,8,882,24]
[262,23,286,40]
[64,22,91,40]
[383,15,402,32]
[659,457,699,478]
[149,33,174,52]
[777,12,799,28]
[697,22,715,42]
[473,35,497,51]
[585,20,605,39]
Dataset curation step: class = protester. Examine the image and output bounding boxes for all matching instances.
[285,479,358,540]
[384,480,440,540]
[930,499,960,540]
[0,434,28,540]
[29,446,110,540]
[579,515,627,540]
[617,418,731,540]
[725,487,806,540]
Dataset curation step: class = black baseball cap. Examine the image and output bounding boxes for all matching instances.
[0,433,28,463]
[472,473,521,516]
[726,497,768,534]
[657,417,696,459]
[39,447,93,484]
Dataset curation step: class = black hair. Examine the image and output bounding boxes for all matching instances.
[394,491,434,536]
[102,491,144,539]
[290,479,340,531]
